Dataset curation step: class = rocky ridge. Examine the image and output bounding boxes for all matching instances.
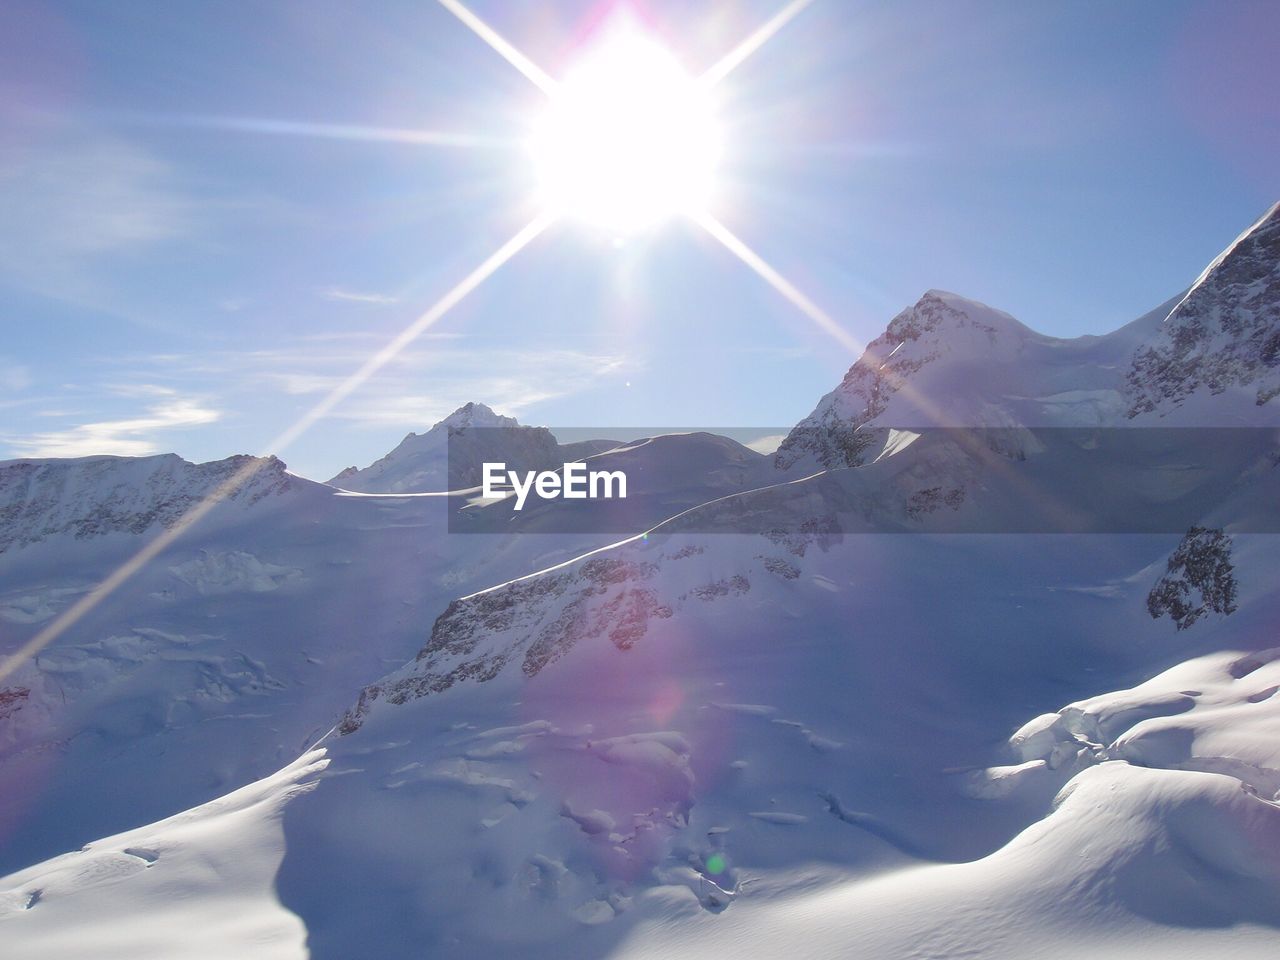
[0,453,292,554]
[1126,202,1280,416]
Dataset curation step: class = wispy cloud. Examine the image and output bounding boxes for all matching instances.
[0,358,31,393]
[321,288,401,306]
[251,347,629,425]
[0,132,199,328]
[99,344,632,431]
[13,342,632,465]
[744,433,786,455]
[5,387,219,459]
[0,135,190,265]
[295,330,464,343]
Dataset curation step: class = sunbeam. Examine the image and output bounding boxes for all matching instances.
[693,210,861,356]
[437,0,558,95]
[269,212,553,452]
[3,0,826,682]
[157,115,511,148]
[700,0,816,86]
[0,212,553,684]
[2,0,830,679]
[693,212,969,430]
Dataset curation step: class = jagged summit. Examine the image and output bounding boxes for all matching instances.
[1126,201,1280,418]
[0,452,294,554]
[776,203,1280,471]
[328,403,559,493]
[369,403,522,457]
[775,290,1073,470]
[892,289,1036,343]
[434,401,520,432]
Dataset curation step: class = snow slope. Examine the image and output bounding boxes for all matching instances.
[0,449,624,873]
[3,203,1280,959]
[0,749,328,960]
[187,532,1280,957]
[611,761,1280,960]
[9,527,1279,959]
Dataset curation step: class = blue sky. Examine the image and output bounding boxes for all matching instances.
[1,0,1276,480]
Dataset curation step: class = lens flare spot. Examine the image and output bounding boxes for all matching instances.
[648,678,684,725]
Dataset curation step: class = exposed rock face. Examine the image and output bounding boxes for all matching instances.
[339,556,674,732]
[0,453,291,554]
[775,291,1045,471]
[335,530,808,734]
[0,687,29,723]
[1147,526,1238,630]
[761,556,800,580]
[764,515,842,557]
[684,575,750,602]
[777,293,980,470]
[1127,203,1280,416]
[905,485,966,519]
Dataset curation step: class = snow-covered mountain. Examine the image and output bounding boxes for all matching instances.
[773,290,1161,470]
[0,453,293,554]
[776,202,1280,472]
[1127,201,1280,419]
[328,402,564,493]
[53,526,1276,960]
[3,203,1280,959]
[0,447,629,874]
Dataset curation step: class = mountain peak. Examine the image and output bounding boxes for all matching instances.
[432,402,519,432]
[1126,201,1280,418]
[775,290,1040,470]
[889,289,1031,343]
[777,203,1280,470]
[328,403,558,493]
[920,288,1009,313]
[0,453,294,554]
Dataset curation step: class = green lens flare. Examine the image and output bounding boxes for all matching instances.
[706,853,726,874]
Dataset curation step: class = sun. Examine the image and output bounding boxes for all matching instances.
[528,23,723,234]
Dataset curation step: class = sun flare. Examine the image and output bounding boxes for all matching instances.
[528,25,723,233]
